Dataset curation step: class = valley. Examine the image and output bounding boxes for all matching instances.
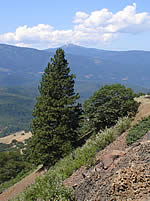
[0,44,150,137]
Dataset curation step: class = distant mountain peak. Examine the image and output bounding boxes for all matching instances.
[61,43,81,48]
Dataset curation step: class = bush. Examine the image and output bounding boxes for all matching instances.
[126,115,150,145]
[83,84,139,134]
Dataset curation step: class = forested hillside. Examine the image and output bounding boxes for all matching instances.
[1,44,150,88]
[0,87,36,137]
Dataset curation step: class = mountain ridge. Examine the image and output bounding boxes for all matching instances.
[0,43,150,89]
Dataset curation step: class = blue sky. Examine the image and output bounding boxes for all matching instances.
[0,0,150,50]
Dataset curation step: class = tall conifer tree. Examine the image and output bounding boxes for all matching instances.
[28,48,82,165]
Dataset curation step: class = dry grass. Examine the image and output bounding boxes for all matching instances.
[132,96,150,126]
[0,131,32,144]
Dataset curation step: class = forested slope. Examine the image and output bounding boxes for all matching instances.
[0,87,36,137]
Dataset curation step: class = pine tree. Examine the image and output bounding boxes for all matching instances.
[28,48,82,166]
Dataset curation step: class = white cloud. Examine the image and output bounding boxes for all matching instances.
[83,9,113,27]
[73,12,89,23]
[0,3,150,49]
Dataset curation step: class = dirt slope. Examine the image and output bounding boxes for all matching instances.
[64,96,150,200]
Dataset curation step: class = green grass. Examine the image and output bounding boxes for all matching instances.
[11,116,131,201]
[126,115,150,145]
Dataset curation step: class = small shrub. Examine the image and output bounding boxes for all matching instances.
[11,139,18,145]
[126,115,150,145]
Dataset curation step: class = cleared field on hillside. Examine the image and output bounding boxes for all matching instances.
[0,131,32,144]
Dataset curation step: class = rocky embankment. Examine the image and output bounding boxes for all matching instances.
[65,133,150,201]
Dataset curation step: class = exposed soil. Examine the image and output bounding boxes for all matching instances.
[132,96,150,125]
[0,131,32,144]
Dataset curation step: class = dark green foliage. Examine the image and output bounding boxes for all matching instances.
[126,116,150,145]
[134,92,145,97]
[0,143,13,152]
[83,84,139,134]
[15,141,24,149]
[11,139,18,145]
[0,167,34,194]
[0,140,23,153]
[0,151,30,185]
[28,49,82,166]
[0,140,25,153]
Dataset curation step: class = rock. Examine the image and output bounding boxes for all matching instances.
[74,141,150,201]
[102,150,126,170]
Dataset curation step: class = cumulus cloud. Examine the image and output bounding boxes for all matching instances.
[0,3,150,49]
[73,12,89,23]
